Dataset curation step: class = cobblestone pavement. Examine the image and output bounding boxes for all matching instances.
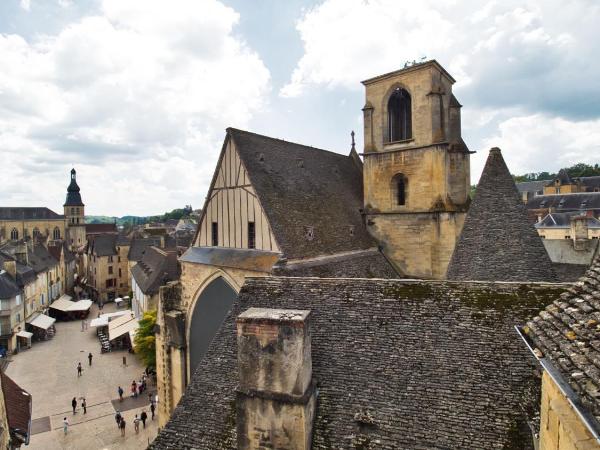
[6,303,159,449]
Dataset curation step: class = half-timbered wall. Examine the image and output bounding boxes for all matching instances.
[196,139,279,252]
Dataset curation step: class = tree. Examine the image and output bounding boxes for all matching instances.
[134,310,157,369]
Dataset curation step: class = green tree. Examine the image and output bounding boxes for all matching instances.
[134,310,157,369]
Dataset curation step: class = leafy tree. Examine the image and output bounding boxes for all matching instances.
[134,309,157,369]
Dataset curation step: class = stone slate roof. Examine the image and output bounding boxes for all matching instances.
[0,207,63,221]
[131,247,180,295]
[525,252,600,421]
[516,180,547,195]
[228,128,379,260]
[527,192,600,211]
[64,168,84,206]
[0,270,20,299]
[128,237,163,262]
[547,168,573,186]
[536,212,600,228]
[447,148,556,282]
[1,370,31,445]
[88,234,117,257]
[85,223,117,235]
[0,251,35,287]
[27,244,58,274]
[151,276,566,450]
[579,176,600,191]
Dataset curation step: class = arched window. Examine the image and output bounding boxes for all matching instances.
[387,88,412,142]
[392,173,407,206]
[10,228,18,240]
[53,227,61,240]
[33,227,40,238]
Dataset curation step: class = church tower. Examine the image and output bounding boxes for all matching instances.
[361,60,472,279]
[64,168,86,248]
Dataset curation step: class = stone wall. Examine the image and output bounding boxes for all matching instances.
[0,219,66,244]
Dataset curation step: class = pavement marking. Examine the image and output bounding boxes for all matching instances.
[51,412,115,430]
[30,416,51,435]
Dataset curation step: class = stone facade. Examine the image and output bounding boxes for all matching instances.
[362,60,471,279]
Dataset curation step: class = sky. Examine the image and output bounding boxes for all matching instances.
[1,0,599,216]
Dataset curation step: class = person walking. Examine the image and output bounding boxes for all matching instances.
[81,398,87,414]
[118,386,124,402]
[150,401,156,420]
[63,417,69,435]
[131,380,137,398]
[134,414,140,434]
[71,397,77,414]
[119,417,126,436]
[88,352,93,366]
[115,411,122,428]
[140,410,147,429]
[77,362,82,377]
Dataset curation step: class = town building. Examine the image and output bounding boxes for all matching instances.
[85,234,130,302]
[0,207,66,246]
[0,267,24,354]
[522,252,600,449]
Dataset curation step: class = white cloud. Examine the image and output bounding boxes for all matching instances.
[20,0,31,11]
[0,0,271,215]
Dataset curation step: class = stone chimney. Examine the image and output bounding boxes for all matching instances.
[15,242,28,265]
[570,215,589,251]
[236,308,316,450]
[2,260,17,279]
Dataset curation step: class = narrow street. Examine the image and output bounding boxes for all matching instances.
[5,303,158,449]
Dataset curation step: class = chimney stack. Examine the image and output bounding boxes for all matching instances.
[570,215,589,251]
[2,260,17,279]
[15,242,28,265]
[236,308,316,450]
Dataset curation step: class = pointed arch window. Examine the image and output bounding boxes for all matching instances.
[392,173,407,206]
[387,88,412,142]
[53,227,61,240]
[10,228,18,240]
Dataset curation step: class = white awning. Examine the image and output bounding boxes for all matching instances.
[67,299,92,312]
[90,317,108,328]
[16,330,33,339]
[90,310,132,328]
[27,313,56,330]
[109,318,139,341]
[49,295,74,312]
[114,297,123,304]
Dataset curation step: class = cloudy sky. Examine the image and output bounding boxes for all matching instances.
[1,0,599,216]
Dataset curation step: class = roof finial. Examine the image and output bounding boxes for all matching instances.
[351,130,355,151]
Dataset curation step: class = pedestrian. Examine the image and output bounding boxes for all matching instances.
[140,410,147,428]
[81,320,85,331]
[63,417,69,435]
[88,352,93,366]
[148,392,152,404]
[119,417,126,436]
[134,414,140,434]
[77,362,82,377]
[131,380,137,398]
[82,398,87,414]
[118,386,124,401]
[115,411,122,428]
[71,397,77,414]
[150,402,155,420]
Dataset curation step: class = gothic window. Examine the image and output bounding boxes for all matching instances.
[10,228,18,240]
[248,222,256,249]
[211,222,219,246]
[387,88,412,142]
[392,173,407,206]
[53,227,61,240]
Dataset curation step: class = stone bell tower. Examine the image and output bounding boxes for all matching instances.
[361,60,472,279]
[64,168,86,249]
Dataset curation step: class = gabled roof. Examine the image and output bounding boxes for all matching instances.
[0,207,63,221]
[1,370,32,445]
[27,243,58,274]
[128,237,163,262]
[131,247,179,295]
[524,252,600,427]
[88,234,117,257]
[447,148,556,282]
[516,180,547,194]
[151,276,564,450]
[0,270,20,299]
[527,192,600,211]
[0,251,35,287]
[546,168,573,186]
[227,128,379,260]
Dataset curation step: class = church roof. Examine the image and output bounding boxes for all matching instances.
[151,276,564,450]
[64,168,84,207]
[447,148,556,282]
[524,252,600,427]
[227,128,381,260]
[0,207,63,221]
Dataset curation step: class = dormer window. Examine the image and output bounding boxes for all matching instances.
[387,88,412,142]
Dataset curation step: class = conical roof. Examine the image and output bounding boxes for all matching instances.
[64,168,84,206]
[446,148,556,282]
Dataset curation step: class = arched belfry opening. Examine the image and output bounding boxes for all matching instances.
[387,88,412,142]
[188,276,238,379]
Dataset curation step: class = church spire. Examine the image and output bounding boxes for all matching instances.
[64,168,84,206]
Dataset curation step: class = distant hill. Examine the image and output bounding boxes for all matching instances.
[85,205,196,227]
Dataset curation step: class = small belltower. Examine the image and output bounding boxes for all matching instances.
[64,168,86,248]
[361,60,472,279]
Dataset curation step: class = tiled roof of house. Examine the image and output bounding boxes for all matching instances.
[0,269,20,299]
[85,223,117,235]
[447,148,556,282]
[88,234,117,257]
[1,370,32,445]
[516,180,547,194]
[128,237,163,262]
[228,128,379,260]
[27,243,58,274]
[536,212,600,228]
[0,207,63,221]
[527,193,600,211]
[131,247,179,295]
[525,252,600,421]
[151,276,565,450]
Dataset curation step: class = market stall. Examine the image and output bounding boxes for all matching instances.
[26,313,56,341]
